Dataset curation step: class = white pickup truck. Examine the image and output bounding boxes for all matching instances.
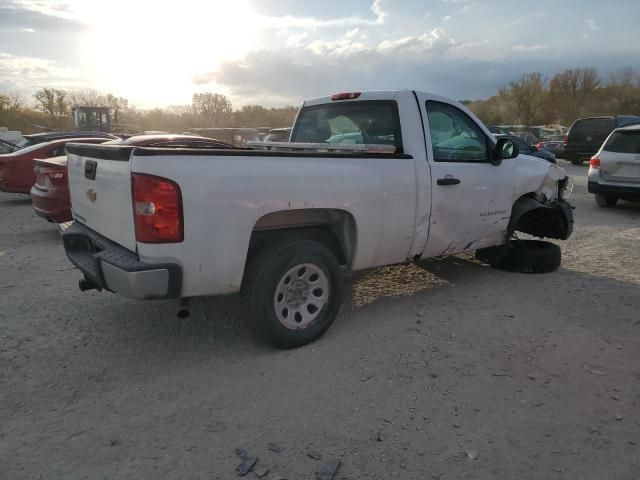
[63,90,573,348]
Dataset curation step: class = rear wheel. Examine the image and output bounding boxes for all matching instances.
[241,239,343,349]
[476,240,561,274]
[595,194,618,208]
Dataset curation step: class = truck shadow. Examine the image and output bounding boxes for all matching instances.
[104,255,483,355]
[0,194,32,205]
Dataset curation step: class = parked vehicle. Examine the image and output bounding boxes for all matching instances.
[495,134,556,163]
[185,128,260,147]
[486,125,512,135]
[62,90,573,348]
[0,139,18,154]
[30,135,235,223]
[0,127,23,145]
[16,131,118,149]
[263,128,292,142]
[588,124,640,207]
[103,134,236,149]
[0,137,109,194]
[536,135,565,157]
[30,156,72,222]
[564,115,640,165]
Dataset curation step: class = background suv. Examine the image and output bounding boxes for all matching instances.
[588,124,640,207]
[565,115,640,165]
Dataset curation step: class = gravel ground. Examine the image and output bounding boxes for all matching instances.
[1,161,639,480]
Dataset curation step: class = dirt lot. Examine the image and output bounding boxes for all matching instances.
[1,161,639,480]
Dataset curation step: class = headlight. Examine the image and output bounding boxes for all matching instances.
[558,176,573,200]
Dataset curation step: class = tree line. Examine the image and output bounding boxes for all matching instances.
[463,67,640,127]
[0,90,298,134]
[2,66,639,134]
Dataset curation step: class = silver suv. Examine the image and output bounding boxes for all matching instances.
[588,125,640,207]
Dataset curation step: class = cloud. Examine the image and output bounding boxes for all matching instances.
[190,28,475,105]
[0,52,88,94]
[512,44,548,52]
[0,2,88,62]
[0,3,86,31]
[585,19,598,30]
[377,28,454,54]
[258,0,387,29]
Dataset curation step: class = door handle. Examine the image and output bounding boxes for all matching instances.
[437,177,461,186]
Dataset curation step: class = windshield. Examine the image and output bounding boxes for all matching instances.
[3,141,48,156]
[291,101,403,153]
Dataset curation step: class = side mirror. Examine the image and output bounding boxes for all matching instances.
[493,138,519,165]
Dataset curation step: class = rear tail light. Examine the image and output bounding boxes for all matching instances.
[536,142,544,149]
[563,135,568,146]
[35,166,66,183]
[589,156,601,168]
[331,92,361,101]
[48,171,65,181]
[132,173,183,243]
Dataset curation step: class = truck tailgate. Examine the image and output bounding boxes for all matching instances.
[66,144,137,251]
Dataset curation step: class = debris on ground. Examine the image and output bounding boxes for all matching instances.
[253,464,270,478]
[235,457,257,477]
[235,448,257,477]
[307,450,322,460]
[267,442,282,453]
[466,450,479,460]
[316,460,341,480]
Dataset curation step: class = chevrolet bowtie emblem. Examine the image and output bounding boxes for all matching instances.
[86,188,97,202]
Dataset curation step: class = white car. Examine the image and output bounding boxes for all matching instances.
[588,124,640,207]
[62,90,574,348]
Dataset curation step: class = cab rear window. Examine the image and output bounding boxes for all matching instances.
[603,131,640,154]
[291,101,403,153]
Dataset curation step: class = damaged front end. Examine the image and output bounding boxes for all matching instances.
[508,173,574,240]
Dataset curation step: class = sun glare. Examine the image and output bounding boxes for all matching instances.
[70,0,260,106]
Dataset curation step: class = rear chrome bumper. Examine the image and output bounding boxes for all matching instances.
[62,222,182,299]
[588,181,640,199]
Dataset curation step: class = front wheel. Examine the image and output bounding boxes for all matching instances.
[595,194,618,208]
[476,240,561,274]
[241,239,343,349]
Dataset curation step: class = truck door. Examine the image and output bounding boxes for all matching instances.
[416,96,516,257]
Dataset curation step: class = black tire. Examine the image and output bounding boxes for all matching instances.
[241,239,343,349]
[595,194,618,208]
[476,240,561,274]
[570,159,583,165]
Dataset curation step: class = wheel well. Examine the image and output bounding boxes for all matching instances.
[248,209,357,267]
[508,194,570,240]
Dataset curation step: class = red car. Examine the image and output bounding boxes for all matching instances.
[0,137,108,194]
[30,135,235,223]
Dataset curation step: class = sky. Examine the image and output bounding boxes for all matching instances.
[1,0,639,108]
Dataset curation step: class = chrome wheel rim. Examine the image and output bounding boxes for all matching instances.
[274,263,329,330]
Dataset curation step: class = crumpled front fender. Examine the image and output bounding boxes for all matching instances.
[508,197,574,240]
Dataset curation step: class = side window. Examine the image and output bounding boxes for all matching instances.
[426,101,488,162]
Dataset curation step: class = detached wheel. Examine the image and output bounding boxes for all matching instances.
[595,194,618,208]
[241,239,343,349]
[476,240,561,274]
